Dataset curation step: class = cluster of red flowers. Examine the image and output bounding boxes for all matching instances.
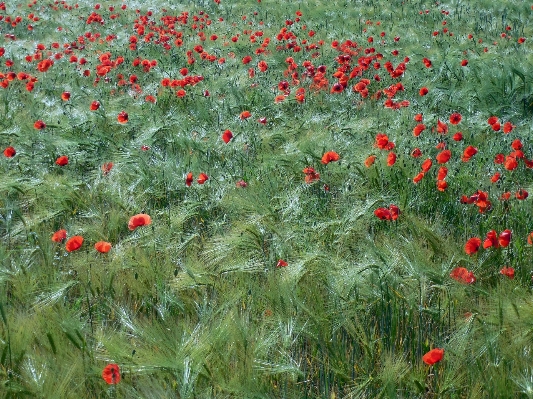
[374,204,400,220]
[482,229,511,249]
[493,138,533,172]
[302,167,320,184]
[461,190,491,213]
[487,116,515,133]
[51,213,152,254]
[51,231,85,252]
[0,70,39,91]
[450,267,476,284]
[365,133,397,167]
[464,229,512,255]
[185,172,209,186]
[51,230,112,254]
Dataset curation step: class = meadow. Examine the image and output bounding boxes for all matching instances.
[1,0,533,397]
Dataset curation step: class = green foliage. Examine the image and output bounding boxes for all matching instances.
[1,0,533,397]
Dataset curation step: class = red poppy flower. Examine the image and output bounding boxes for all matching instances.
[374,205,400,221]
[516,189,528,200]
[483,230,499,249]
[461,59,468,66]
[437,167,448,180]
[510,150,524,159]
[449,113,462,125]
[436,150,451,164]
[504,156,518,171]
[474,191,491,213]
[101,162,113,175]
[460,195,474,204]
[421,158,432,173]
[276,259,288,268]
[503,122,515,134]
[492,122,501,131]
[95,241,112,253]
[450,267,476,284]
[487,116,499,126]
[499,229,512,247]
[462,146,477,162]
[413,172,425,183]
[55,155,68,166]
[389,204,400,220]
[197,173,209,184]
[321,151,340,165]
[128,214,152,231]
[414,113,423,122]
[452,132,463,141]
[3,146,16,157]
[422,348,444,365]
[65,235,83,252]
[411,148,422,158]
[501,192,511,201]
[528,232,533,245]
[34,120,46,130]
[413,123,426,137]
[117,111,128,124]
[386,152,397,166]
[258,60,268,72]
[330,83,344,94]
[494,154,505,164]
[436,180,448,192]
[90,101,100,111]
[240,110,251,120]
[374,134,395,150]
[274,93,287,103]
[235,180,248,188]
[295,88,305,103]
[37,59,54,72]
[303,167,320,183]
[222,130,233,144]
[52,229,67,242]
[364,155,376,167]
[511,139,523,151]
[419,87,429,96]
[464,237,481,255]
[374,207,392,220]
[102,364,120,384]
[183,172,193,187]
[490,172,500,183]
[437,120,448,134]
[500,266,515,279]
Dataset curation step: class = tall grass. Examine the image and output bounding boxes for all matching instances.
[1,0,533,397]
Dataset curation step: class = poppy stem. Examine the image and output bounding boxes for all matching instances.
[86,266,94,337]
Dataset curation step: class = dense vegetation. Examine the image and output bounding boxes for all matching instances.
[1,0,533,397]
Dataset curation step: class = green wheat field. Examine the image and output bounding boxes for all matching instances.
[1,0,533,397]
